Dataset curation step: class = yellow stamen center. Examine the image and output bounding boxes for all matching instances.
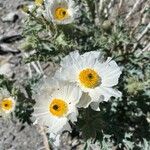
[54,7,68,20]
[79,68,101,88]
[0,98,13,111]
[49,99,68,117]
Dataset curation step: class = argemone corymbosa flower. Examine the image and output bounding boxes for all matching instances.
[54,51,122,111]
[33,79,82,134]
[45,0,78,24]
[0,88,16,116]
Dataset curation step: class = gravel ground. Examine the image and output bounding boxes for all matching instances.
[0,118,45,150]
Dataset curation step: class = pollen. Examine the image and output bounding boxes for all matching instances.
[54,7,69,20]
[79,68,101,88]
[0,98,14,111]
[49,99,68,117]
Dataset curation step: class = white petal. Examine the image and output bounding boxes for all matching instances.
[48,117,68,134]
[36,113,68,134]
[95,58,122,87]
[51,82,82,105]
[61,51,79,66]
[54,66,77,82]
[54,51,81,82]
[89,88,104,102]
[68,111,78,123]
[61,50,82,70]
[77,92,91,108]
[81,51,101,68]
[90,102,100,111]
[98,87,122,102]
[61,121,72,132]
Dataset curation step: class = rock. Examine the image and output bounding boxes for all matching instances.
[0,44,20,54]
[0,55,14,77]
[0,31,22,44]
[1,12,19,23]
[59,131,84,150]
[0,118,46,150]
[0,63,13,77]
[0,3,3,11]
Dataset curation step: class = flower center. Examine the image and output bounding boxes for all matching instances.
[54,7,68,20]
[0,98,13,111]
[79,68,101,88]
[49,99,68,117]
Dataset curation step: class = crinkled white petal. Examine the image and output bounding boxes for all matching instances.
[98,87,122,102]
[77,92,91,108]
[81,51,102,68]
[54,51,81,82]
[51,81,81,104]
[48,117,68,134]
[89,88,104,103]
[90,102,100,111]
[68,111,78,123]
[95,58,122,87]
[61,51,80,67]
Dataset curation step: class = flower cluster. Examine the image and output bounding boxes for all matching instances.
[33,51,122,134]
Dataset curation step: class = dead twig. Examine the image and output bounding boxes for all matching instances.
[125,0,145,20]
[137,22,150,41]
[142,43,150,52]
[130,3,148,36]
[24,52,43,75]
[38,125,50,150]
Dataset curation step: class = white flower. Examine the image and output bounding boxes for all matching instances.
[33,78,82,134]
[0,88,16,116]
[44,0,78,24]
[54,51,122,111]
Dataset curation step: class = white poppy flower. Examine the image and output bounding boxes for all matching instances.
[0,88,16,115]
[44,0,78,24]
[33,79,82,134]
[54,51,122,111]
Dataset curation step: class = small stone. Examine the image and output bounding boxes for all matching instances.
[0,31,22,43]
[0,119,46,150]
[0,55,13,77]
[72,138,79,147]
[1,12,19,23]
[0,44,20,54]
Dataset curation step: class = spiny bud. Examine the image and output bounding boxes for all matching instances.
[35,0,44,6]
[19,5,30,14]
[102,20,113,32]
